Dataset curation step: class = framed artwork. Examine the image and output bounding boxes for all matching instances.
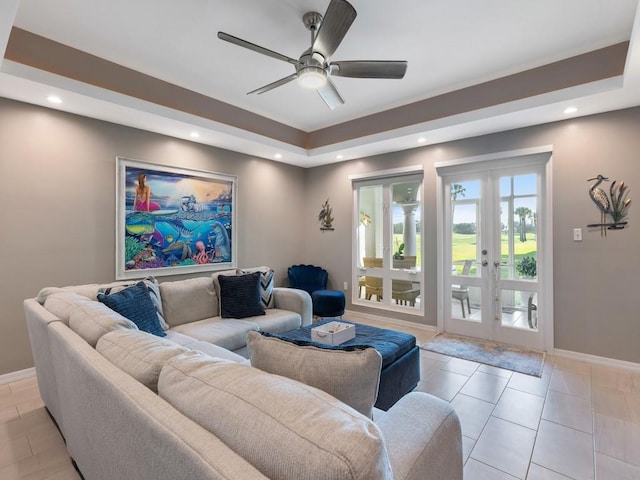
[115,157,237,280]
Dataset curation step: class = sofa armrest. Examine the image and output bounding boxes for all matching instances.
[272,287,313,327]
[376,392,463,480]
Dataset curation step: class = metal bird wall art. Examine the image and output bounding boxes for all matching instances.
[587,174,631,236]
[318,198,334,231]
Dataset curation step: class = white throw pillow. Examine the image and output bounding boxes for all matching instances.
[239,266,275,309]
[246,331,382,418]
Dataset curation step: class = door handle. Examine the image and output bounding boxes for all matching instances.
[482,260,488,266]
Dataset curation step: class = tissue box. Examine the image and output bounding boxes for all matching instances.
[311,321,356,345]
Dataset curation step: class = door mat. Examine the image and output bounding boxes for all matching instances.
[421,333,544,377]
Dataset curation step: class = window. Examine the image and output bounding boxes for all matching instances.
[352,170,424,314]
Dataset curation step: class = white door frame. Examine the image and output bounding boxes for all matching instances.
[435,146,555,353]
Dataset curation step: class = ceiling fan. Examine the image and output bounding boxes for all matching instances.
[217,0,408,110]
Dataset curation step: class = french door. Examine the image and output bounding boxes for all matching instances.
[439,155,550,351]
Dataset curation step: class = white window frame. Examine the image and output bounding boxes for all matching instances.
[350,166,425,316]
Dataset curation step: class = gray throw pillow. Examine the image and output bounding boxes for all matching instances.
[246,331,382,418]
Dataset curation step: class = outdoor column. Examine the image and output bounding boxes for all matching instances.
[402,204,418,256]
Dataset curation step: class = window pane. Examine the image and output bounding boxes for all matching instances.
[500,290,538,330]
[392,181,421,269]
[358,185,382,266]
[451,181,479,274]
[514,174,536,196]
[513,198,537,280]
[451,285,481,321]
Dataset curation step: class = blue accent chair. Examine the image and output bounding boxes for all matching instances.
[287,265,345,319]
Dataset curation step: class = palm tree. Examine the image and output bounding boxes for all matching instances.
[515,206,532,242]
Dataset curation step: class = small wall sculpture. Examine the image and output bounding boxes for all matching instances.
[587,174,631,236]
[318,198,335,231]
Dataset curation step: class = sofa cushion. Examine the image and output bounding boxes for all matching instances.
[36,284,102,304]
[159,277,218,327]
[239,266,275,309]
[246,331,382,418]
[158,352,393,480]
[163,330,200,346]
[169,317,258,351]
[218,272,265,319]
[187,340,247,363]
[68,300,138,347]
[98,276,169,330]
[96,330,188,392]
[98,282,166,337]
[249,308,301,334]
[44,291,96,325]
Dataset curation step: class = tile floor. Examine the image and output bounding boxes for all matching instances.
[349,312,640,480]
[0,376,80,479]
[2,313,639,479]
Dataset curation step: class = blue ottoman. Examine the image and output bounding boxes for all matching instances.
[311,290,346,318]
[276,319,420,410]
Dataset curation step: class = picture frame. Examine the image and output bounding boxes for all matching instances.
[115,157,237,280]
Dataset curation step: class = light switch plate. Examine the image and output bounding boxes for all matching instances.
[573,228,582,241]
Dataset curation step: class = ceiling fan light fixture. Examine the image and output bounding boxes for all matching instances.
[298,67,327,89]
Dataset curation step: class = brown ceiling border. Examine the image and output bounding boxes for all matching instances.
[4,27,629,152]
[4,27,307,148]
[307,42,629,149]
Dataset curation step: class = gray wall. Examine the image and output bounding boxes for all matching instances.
[303,107,640,364]
[2,97,639,374]
[0,98,306,375]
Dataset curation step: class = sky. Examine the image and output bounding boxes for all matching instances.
[452,174,537,225]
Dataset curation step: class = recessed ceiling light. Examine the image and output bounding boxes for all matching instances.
[47,95,62,104]
[336,154,344,160]
[417,137,426,143]
[190,131,200,138]
[563,106,578,115]
[274,153,282,159]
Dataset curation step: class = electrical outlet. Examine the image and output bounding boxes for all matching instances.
[343,282,349,291]
[573,228,582,242]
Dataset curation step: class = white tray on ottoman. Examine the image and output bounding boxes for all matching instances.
[311,321,355,345]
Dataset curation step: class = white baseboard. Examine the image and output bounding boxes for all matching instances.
[0,367,36,385]
[344,309,438,333]
[554,349,640,371]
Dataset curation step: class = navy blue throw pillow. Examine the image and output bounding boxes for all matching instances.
[97,282,166,337]
[219,272,265,319]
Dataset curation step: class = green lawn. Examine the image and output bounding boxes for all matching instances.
[389,232,537,273]
[452,233,537,274]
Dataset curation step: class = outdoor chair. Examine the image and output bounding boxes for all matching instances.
[360,257,383,299]
[452,259,473,318]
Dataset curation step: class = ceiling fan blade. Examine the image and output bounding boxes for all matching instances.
[247,73,298,95]
[218,32,299,66]
[312,0,357,59]
[330,60,408,79]
[317,78,344,110]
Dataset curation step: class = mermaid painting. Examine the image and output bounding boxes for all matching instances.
[134,173,161,212]
[117,157,236,279]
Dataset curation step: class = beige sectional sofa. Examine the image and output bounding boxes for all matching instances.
[23,271,463,480]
